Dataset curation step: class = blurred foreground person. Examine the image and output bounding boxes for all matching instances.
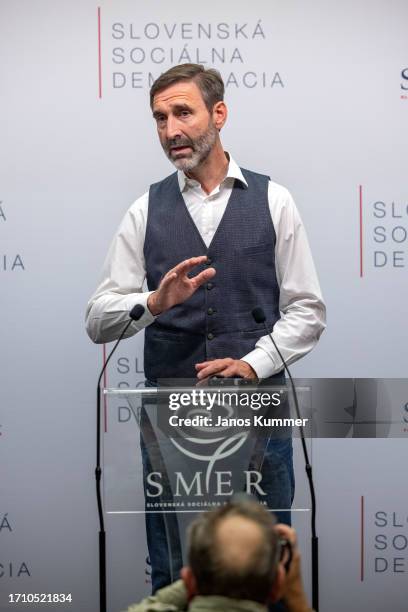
[123,498,313,612]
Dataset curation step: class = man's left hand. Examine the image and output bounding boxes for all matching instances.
[195,358,257,380]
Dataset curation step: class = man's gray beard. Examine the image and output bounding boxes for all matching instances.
[165,122,218,172]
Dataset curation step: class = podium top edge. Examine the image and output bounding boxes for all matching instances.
[102,386,311,395]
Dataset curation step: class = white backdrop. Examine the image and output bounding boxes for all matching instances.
[1,1,407,611]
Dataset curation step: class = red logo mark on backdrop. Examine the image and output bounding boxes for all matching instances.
[360,495,365,581]
[98,7,103,99]
[359,186,364,278]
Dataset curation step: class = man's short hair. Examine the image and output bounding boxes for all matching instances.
[187,498,279,604]
[149,63,224,112]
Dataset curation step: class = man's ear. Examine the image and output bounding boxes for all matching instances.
[269,563,285,603]
[211,101,228,131]
[180,566,198,600]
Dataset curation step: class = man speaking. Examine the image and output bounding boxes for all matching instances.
[86,63,326,592]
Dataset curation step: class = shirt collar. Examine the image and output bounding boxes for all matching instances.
[177,153,248,192]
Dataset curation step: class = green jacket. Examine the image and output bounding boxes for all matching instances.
[123,580,269,612]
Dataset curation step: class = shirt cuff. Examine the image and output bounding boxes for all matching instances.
[241,347,279,380]
[126,291,156,329]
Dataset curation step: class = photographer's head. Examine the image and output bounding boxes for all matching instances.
[182,498,286,605]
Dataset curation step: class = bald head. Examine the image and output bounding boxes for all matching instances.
[187,499,279,604]
[215,514,265,573]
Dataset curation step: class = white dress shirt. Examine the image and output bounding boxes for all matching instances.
[85,155,326,379]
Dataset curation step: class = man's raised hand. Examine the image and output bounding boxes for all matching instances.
[147,256,215,316]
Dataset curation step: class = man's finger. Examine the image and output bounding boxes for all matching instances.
[218,365,238,378]
[171,256,209,275]
[195,362,225,371]
[275,524,297,547]
[195,362,211,370]
[190,267,216,288]
[196,367,221,380]
[196,361,227,379]
[159,271,178,288]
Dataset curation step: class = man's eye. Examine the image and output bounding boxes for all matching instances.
[180,110,190,117]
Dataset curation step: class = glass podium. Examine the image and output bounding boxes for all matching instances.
[101,378,406,610]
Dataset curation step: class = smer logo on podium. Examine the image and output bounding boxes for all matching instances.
[141,384,290,509]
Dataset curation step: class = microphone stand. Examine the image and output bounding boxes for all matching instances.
[252,308,319,611]
[95,305,145,612]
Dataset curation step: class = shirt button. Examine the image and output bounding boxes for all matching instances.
[207,307,215,315]
[206,257,213,265]
[207,332,215,340]
[206,282,214,290]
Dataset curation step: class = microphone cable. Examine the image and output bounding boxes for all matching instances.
[252,306,319,611]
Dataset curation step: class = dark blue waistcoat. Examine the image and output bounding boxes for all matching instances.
[143,169,281,381]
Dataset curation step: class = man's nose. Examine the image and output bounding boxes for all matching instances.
[165,115,182,140]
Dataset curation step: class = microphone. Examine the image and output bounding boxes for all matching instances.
[129,304,145,321]
[97,305,145,390]
[95,304,145,612]
[251,306,319,611]
[252,306,266,325]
